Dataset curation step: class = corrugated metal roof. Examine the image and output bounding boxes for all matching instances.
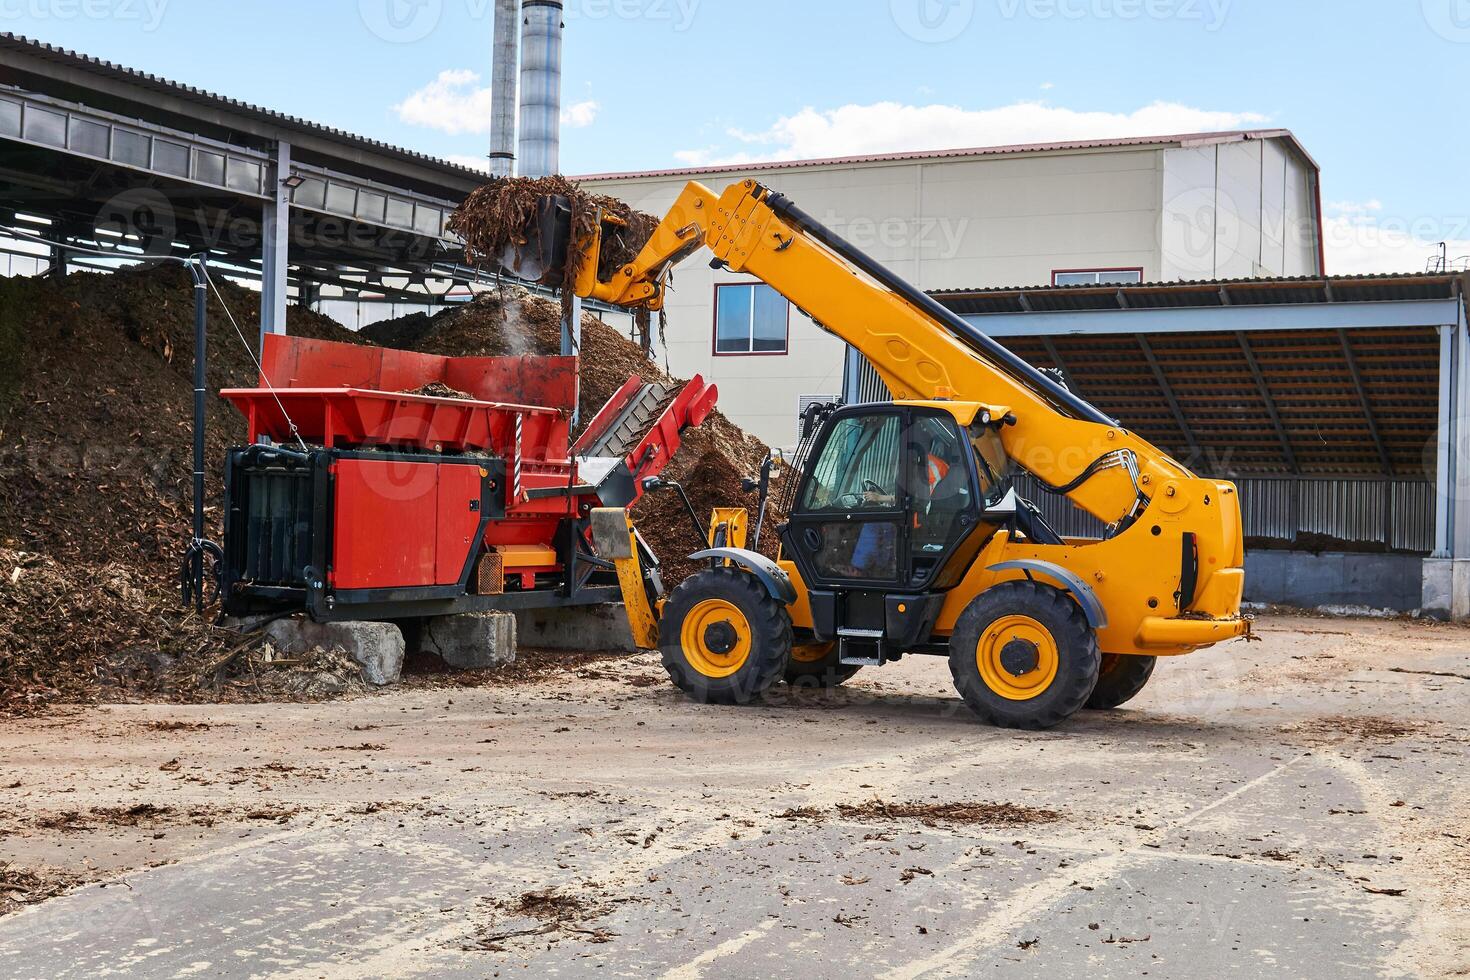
[997,324,1441,479]
[0,32,484,180]
[934,273,1467,316]
[576,129,1318,182]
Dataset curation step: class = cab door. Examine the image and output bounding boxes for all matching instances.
[784,406,987,594]
[783,409,907,590]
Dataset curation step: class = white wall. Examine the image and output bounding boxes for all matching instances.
[1161,139,1319,281]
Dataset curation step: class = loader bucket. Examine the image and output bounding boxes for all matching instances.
[500,194,573,287]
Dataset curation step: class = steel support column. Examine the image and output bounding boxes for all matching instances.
[1336,329,1394,477]
[1136,334,1200,465]
[1236,331,1299,474]
[1449,304,1470,562]
[1039,337,1077,392]
[1433,323,1456,557]
[259,140,291,350]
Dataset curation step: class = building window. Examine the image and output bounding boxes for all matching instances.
[1052,268,1145,287]
[715,283,789,355]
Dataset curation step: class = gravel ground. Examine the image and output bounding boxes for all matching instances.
[0,612,1465,978]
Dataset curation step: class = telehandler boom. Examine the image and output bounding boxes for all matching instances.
[567,179,1250,729]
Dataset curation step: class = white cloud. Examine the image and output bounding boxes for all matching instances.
[681,99,1270,166]
[1322,200,1470,276]
[562,100,600,128]
[394,70,496,136]
[394,71,598,136]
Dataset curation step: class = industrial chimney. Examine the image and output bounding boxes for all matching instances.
[517,0,563,178]
[488,0,519,177]
[516,0,578,372]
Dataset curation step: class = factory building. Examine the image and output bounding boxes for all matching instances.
[579,130,1325,447]
[582,137,1470,618]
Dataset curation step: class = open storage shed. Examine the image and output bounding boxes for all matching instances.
[907,273,1470,616]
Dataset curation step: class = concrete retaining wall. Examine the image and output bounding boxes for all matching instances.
[1243,550,1425,613]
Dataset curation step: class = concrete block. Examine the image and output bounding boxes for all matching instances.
[417,612,517,670]
[263,619,405,686]
[514,604,637,653]
[1421,558,1470,620]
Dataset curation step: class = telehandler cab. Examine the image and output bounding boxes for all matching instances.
[538,179,1251,729]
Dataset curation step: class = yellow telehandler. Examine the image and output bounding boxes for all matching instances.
[554,179,1250,729]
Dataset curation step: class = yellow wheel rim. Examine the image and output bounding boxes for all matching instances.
[790,642,834,665]
[680,599,753,679]
[977,615,1060,702]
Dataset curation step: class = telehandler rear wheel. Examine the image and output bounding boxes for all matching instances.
[1085,654,1156,710]
[785,642,861,689]
[948,581,1100,730]
[659,567,792,704]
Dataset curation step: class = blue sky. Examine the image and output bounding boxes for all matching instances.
[6,0,1468,271]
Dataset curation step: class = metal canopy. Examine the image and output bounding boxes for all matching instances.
[0,32,511,315]
[996,325,1441,478]
[959,298,1462,337]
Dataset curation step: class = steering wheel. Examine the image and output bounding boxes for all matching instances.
[861,479,884,494]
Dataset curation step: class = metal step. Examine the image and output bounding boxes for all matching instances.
[837,628,885,667]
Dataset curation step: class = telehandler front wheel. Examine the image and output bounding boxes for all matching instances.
[659,568,792,704]
[1085,654,1156,710]
[785,642,862,689]
[948,581,1100,730]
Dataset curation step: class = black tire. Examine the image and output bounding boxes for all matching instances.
[1085,654,1157,710]
[659,568,792,705]
[948,581,1100,730]
[784,643,861,689]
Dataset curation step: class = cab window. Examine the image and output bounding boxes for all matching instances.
[800,413,901,512]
